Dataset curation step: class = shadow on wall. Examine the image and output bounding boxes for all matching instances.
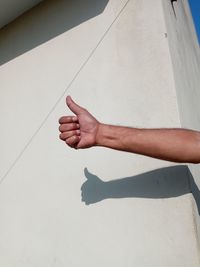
[81,165,200,213]
[0,0,109,66]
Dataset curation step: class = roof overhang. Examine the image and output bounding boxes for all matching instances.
[0,0,43,29]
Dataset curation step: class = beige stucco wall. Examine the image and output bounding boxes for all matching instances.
[162,0,200,239]
[162,0,200,183]
[0,0,43,29]
[0,0,199,266]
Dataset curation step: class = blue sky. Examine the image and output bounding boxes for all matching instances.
[188,0,200,43]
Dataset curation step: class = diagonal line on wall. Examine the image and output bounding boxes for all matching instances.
[0,0,131,185]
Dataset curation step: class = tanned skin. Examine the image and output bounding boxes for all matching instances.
[59,96,200,164]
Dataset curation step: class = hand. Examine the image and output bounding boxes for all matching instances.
[59,96,100,149]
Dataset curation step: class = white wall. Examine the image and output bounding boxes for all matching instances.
[0,0,200,266]
[162,0,200,238]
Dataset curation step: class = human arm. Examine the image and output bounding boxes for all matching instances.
[95,124,200,163]
[59,96,200,163]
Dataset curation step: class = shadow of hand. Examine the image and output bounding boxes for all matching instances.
[80,165,195,206]
[81,168,107,205]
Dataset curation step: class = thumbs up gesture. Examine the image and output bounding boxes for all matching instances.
[59,96,100,149]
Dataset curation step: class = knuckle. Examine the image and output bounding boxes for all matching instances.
[71,123,78,129]
[72,116,78,122]
[71,136,77,143]
[67,123,73,129]
[65,134,79,147]
[66,139,71,145]
[67,116,73,122]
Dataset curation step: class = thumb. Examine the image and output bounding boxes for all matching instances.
[66,96,85,115]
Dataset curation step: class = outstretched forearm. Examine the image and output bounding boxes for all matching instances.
[95,124,200,163]
[59,96,200,163]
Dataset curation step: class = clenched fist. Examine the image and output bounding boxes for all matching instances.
[59,96,100,149]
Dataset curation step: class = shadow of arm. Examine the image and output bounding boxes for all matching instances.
[81,166,191,205]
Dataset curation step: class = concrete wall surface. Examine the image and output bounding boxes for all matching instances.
[162,0,200,238]
[0,0,44,29]
[0,0,200,266]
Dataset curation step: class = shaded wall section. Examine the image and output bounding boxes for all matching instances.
[162,0,200,188]
[0,0,108,65]
[0,0,43,29]
[162,0,200,244]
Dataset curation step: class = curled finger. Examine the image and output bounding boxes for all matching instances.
[59,123,80,132]
[65,135,80,147]
[60,130,80,141]
[59,116,78,124]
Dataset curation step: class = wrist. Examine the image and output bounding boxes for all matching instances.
[95,123,107,146]
[94,123,141,151]
[95,123,121,148]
